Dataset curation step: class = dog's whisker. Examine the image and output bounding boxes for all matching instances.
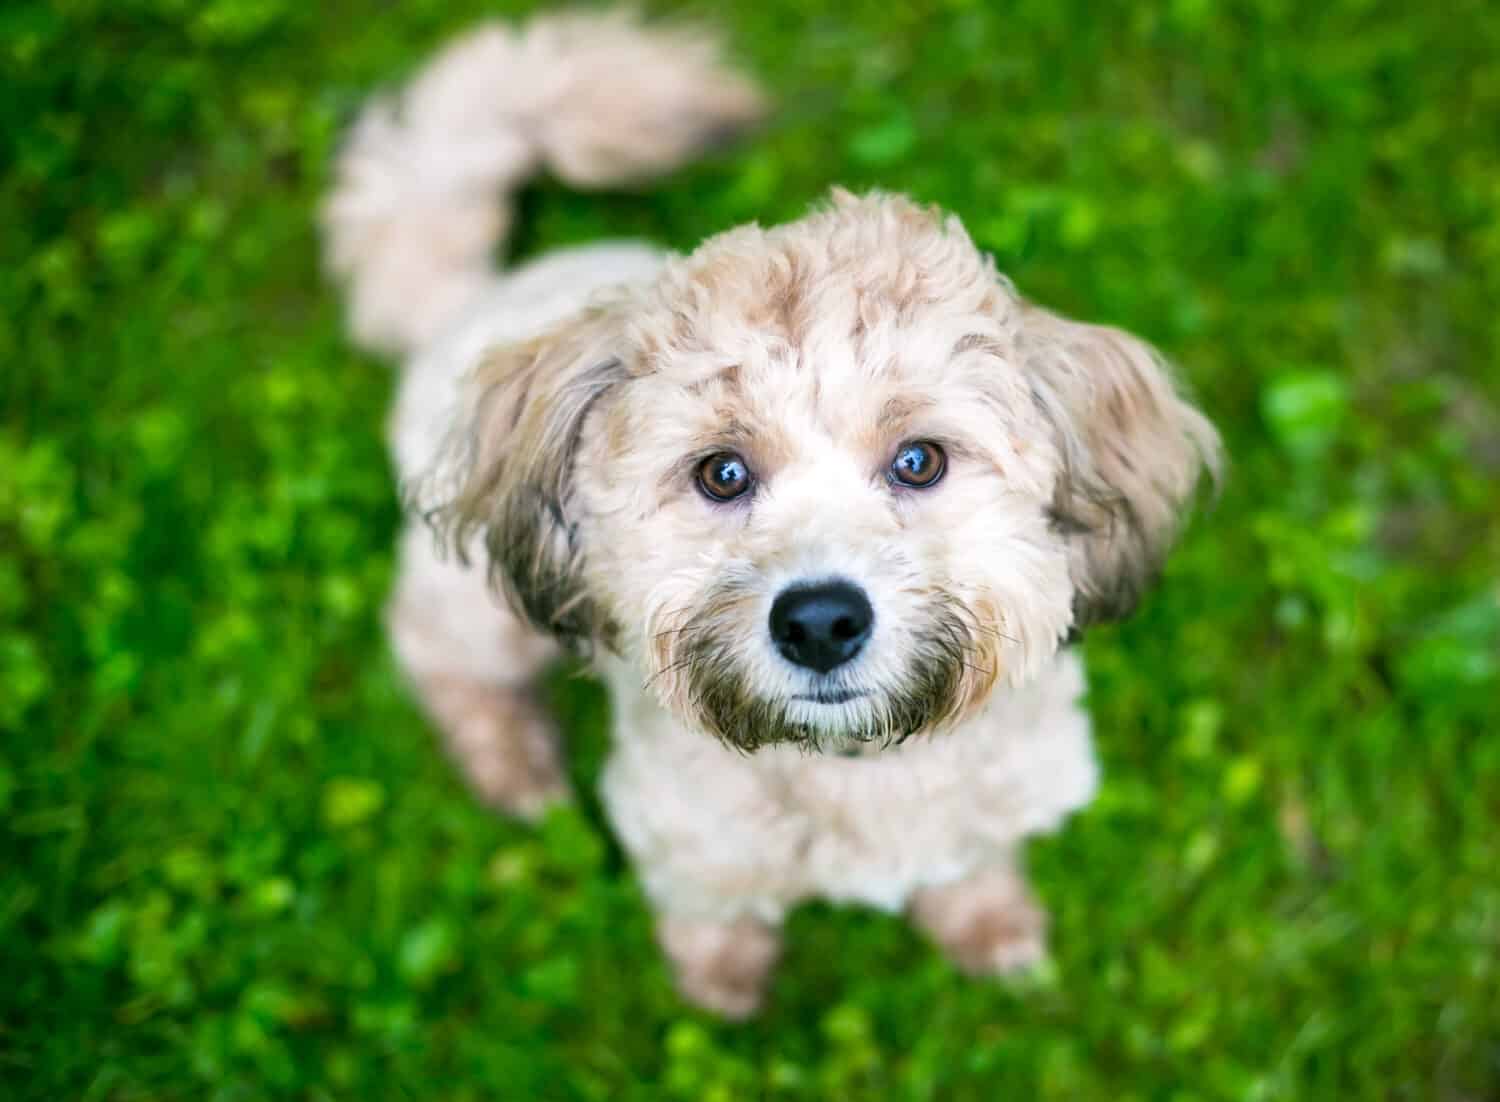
[643,656,696,691]
[970,623,1020,645]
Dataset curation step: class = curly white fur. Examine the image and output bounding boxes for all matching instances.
[325,11,1220,1018]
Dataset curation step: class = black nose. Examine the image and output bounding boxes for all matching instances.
[769,581,874,673]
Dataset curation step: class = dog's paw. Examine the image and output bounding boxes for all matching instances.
[439,684,570,821]
[657,915,781,1020]
[936,901,1048,977]
[909,864,1049,978]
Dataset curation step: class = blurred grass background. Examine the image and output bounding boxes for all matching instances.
[4,0,1499,1097]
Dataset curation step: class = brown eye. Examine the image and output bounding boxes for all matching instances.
[890,440,946,487]
[697,451,752,501]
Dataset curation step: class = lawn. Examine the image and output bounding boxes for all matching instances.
[4,0,1499,1098]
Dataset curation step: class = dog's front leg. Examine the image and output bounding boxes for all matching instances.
[599,688,792,1018]
[908,857,1048,977]
[655,912,782,1020]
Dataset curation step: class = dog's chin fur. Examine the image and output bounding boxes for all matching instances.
[329,9,1222,1018]
[688,659,967,755]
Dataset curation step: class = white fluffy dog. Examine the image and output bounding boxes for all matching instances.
[324,10,1220,1017]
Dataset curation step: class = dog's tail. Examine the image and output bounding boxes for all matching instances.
[322,10,763,358]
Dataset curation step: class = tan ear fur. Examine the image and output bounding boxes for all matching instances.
[423,306,628,644]
[1020,306,1222,628]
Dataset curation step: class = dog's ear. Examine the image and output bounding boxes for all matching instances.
[1018,305,1222,630]
[421,305,630,646]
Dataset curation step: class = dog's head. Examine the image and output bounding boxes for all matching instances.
[427,191,1220,751]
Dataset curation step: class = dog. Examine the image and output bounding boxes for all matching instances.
[323,10,1221,1018]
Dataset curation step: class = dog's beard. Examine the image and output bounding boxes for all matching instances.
[662,594,987,754]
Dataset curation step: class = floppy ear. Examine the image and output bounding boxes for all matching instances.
[1019,305,1222,629]
[421,305,629,645]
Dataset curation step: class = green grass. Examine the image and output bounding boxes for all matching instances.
[5,0,1499,1097]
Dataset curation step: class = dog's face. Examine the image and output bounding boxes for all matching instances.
[430,192,1219,751]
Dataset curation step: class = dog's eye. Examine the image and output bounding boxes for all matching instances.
[890,441,946,488]
[697,451,753,501]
